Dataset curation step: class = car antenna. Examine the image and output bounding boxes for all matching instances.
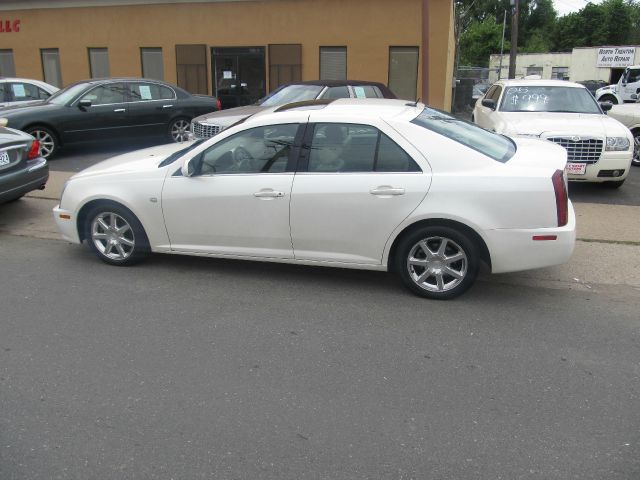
[406,98,421,107]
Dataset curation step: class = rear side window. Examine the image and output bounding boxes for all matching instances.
[411,107,515,162]
[352,85,383,98]
[7,82,49,101]
[322,86,350,99]
[127,82,175,102]
[307,123,421,173]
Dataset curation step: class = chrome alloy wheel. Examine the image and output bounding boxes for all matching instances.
[170,119,191,142]
[30,129,56,158]
[91,212,136,261]
[633,132,640,166]
[406,236,468,292]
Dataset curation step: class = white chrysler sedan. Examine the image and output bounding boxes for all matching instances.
[54,99,575,299]
[473,79,633,188]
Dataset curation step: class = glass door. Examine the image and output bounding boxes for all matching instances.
[212,47,266,109]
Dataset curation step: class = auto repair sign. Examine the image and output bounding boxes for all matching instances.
[597,47,636,68]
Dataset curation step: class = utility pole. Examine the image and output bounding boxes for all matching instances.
[508,0,519,79]
[498,10,507,80]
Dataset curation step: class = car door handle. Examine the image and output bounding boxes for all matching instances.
[162,104,174,109]
[253,190,285,198]
[370,186,405,196]
[113,108,126,113]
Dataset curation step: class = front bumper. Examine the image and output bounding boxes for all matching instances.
[485,202,576,274]
[53,205,81,243]
[0,157,48,203]
[567,151,632,182]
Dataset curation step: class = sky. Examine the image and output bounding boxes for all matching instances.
[552,0,601,16]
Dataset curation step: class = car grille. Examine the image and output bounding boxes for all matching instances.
[546,137,603,164]
[191,121,222,139]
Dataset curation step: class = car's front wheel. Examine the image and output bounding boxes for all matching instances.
[632,129,640,166]
[395,226,479,300]
[25,125,58,159]
[598,94,618,104]
[168,117,191,143]
[85,203,149,266]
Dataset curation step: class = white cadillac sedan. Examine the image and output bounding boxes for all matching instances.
[473,79,633,188]
[54,99,575,299]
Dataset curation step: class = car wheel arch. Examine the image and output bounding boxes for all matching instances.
[386,218,492,273]
[76,198,149,245]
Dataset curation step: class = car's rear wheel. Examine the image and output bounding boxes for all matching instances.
[395,226,479,300]
[598,94,618,104]
[632,129,640,166]
[25,126,58,159]
[168,117,191,143]
[85,203,149,266]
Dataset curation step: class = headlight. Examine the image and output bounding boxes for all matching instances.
[605,137,630,151]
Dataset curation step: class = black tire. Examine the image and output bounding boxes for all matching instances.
[168,117,191,143]
[599,94,618,105]
[25,125,59,159]
[84,203,150,266]
[395,225,479,300]
[632,129,640,167]
[602,179,625,189]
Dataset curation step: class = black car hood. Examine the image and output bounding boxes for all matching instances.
[0,101,60,116]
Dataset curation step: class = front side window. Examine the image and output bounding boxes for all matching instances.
[322,86,350,99]
[499,86,601,114]
[307,123,421,173]
[80,83,126,105]
[197,124,299,175]
[411,107,516,163]
[625,68,640,84]
[127,82,174,102]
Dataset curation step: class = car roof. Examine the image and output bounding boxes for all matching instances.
[287,79,389,88]
[495,79,586,89]
[247,98,422,124]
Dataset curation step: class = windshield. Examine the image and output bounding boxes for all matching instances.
[260,84,324,107]
[46,83,91,105]
[411,107,516,162]
[499,86,601,113]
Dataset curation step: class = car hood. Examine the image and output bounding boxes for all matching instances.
[499,112,629,137]
[71,142,192,179]
[192,105,265,126]
[0,101,59,116]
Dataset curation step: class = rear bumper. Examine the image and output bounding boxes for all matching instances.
[53,205,81,243]
[485,202,576,274]
[0,157,48,202]
[567,151,632,182]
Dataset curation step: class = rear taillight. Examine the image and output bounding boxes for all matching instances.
[552,169,568,227]
[27,140,40,159]
[216,98,222,111]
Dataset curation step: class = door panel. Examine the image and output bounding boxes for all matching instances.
[161,174,295,258]
[125,82,177,135]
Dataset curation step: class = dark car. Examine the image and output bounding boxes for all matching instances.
[0,78,220,158]
[0,124,48,203]
[191,80,396,138]
[576,80,609,97]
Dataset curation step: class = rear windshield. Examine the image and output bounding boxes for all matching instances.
[411,107,516,162]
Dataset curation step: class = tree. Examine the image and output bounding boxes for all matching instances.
[459,16,507,66]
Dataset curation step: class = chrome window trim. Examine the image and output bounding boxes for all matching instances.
[123,80,177,103]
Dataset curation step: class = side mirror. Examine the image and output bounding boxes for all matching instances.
[78,99,92,109]
[481,98,497,110]
[181,156,197,177]
[599,101,613,112]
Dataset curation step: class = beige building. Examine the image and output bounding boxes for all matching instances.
[0,0,456,110]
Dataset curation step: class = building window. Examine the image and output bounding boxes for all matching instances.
[141,47,164,80]
[319,47,346,81]
[389,46,419,100]
[89,48,110,78]
[526,66,543,77]
[41,49,62,88]
[551,67,569,80]
[268,44,301,91]
[0,50,16,77]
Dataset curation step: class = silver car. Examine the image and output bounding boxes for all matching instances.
[0,77,59,108]
[191,80,396,139]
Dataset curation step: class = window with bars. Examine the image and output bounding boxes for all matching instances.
[141,47,164,80]
[88,48,110,78]
[0,50,16,77]
[41,49,62,88]
[389,47,419,100]
[319,47,346,81]
[551,67,569,80]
